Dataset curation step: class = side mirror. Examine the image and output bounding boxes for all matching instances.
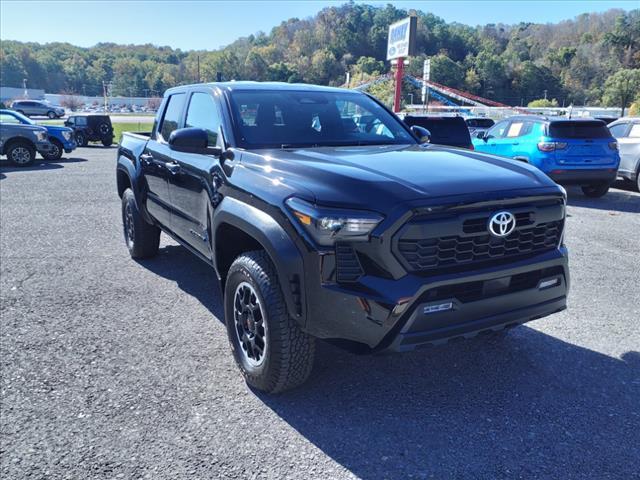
[169,127,221,156]
[410,125,431,144]
[64,120,71,127]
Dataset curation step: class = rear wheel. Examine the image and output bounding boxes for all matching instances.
[581,183,610,198]
[6,142,36,167]
[225,251,315,393]
[43,139,63,161]
[121,188,160,258]
[636,167,640,193]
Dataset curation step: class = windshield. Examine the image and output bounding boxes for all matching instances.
[228,90,416,149]
[1,110,35,125]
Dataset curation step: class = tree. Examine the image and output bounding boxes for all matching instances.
[528,98,559,108]
[602,69,640,116]
[60,94,84,111]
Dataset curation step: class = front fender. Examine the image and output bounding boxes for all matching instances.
[212,197,306,325]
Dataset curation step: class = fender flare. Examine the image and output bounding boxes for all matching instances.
[212,197,306,324]
[116,154,155,224]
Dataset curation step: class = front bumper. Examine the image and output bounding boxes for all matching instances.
[303,247,569,352]
[35,141,53,154]
[547,168,617,185]
[63,139,77,152]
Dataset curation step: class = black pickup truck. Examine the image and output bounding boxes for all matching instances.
[117,82,569,393]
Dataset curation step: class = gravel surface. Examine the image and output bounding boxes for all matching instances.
[1,148,639,479]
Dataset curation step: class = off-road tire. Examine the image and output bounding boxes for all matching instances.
[225,251,315,393]
[75,132,88,147]
[101,138,113,147]
[43,139,63,161]
[121,188,160,258]
[6,141,36,167]
[581,183,610,198]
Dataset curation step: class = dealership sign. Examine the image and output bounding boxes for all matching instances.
[387,16,417,60]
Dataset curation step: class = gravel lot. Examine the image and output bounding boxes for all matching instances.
[1,148,639,479]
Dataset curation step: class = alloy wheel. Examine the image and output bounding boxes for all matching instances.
[233,281,268,367]
[124,202,135,248]
[11,147,32,165]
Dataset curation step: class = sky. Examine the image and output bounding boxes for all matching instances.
[0,0,636,51]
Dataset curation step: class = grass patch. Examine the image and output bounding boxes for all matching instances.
[112,122,153,143]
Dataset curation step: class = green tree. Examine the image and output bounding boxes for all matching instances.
[602,68,640,116]
[528,98,559,108]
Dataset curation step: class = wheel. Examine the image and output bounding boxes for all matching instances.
[101,138,113,147]
[636,167,640,193]
[121,188,160,258]
[43,139,63,161]
[225,251,315,393]
[6,142,36,167]
[47,111,56,119]
[75,131,87,147]
[581,183,610,198]
[98,123,111,136]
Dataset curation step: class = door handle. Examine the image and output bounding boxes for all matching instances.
[512,142,519,146]
[165,161,180,174]
[140,153,153,165]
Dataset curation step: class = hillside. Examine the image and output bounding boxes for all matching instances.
[0,3,638,106]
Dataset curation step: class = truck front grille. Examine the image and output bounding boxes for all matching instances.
[335,244,363,283]
[395,201,564,274]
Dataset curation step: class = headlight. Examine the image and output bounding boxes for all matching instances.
[35,131,47,142]
[62,131,72,141]
[286,197,383,247]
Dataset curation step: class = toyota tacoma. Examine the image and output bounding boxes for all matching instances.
[117,82,569,393]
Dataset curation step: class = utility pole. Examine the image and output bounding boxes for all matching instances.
[23,78,28,98]
[543,89,548,100]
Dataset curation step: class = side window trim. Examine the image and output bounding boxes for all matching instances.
[157,92,187,143]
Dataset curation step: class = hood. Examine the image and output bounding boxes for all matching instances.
[241,144,558,211]
[43,125,73,134]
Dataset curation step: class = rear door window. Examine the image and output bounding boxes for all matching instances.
[608,123,628,138]
[549,121,611,139]
[159,93,186,141]
[628,124,640,138]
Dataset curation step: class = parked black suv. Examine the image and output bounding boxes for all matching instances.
[65,115,114,146]
[402,115,474,149]
[117,82,569,393]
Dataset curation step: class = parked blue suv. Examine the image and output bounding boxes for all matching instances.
[473,116,620,197]
[0,109,76,161]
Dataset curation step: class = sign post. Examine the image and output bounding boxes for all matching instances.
[422,58,430,112]
[387,16,417,113]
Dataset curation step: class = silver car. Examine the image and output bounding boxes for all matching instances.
[10,100,65,119]
[609,118,640,191]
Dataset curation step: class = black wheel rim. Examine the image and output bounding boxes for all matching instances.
[50,143,60,158]
[233,282,268,367]
[124,202,135,248]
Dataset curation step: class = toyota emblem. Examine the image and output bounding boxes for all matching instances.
[488,211,516,237]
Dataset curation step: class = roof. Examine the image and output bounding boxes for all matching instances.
[165,81,354,95]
